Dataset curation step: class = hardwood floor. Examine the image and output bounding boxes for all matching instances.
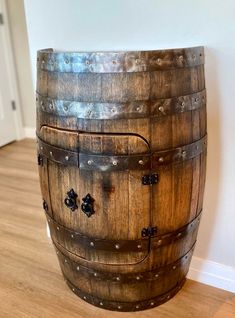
[0,139,234,318]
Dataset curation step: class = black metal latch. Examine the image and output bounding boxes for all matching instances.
[142,174,158,185]
[64,189,78,211]
[141,226,157,237]
[81,193,95,218]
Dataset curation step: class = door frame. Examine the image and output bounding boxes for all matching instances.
[0,0,24,140]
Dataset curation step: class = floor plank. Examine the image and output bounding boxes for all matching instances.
[0,139,234,318]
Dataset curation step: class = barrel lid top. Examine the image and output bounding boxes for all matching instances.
[37,46,204,73]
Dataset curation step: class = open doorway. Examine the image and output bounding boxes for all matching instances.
[0,0,33,147]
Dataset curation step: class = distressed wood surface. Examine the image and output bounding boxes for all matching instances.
[0,139,234,317]
[36,47,207,310]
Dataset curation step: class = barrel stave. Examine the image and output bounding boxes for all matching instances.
[36,46,207,311]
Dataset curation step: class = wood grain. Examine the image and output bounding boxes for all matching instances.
[36,47,207,309]
[0,139,234,317]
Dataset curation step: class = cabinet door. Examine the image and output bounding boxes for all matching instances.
[38,126,151,264]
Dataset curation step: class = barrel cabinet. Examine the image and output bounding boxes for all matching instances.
[36,46,207,312]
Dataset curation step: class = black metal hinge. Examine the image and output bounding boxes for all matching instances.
[38,154,43,166]
[43,200,48,212]
[142,174,158,185]
[141,226,157,237]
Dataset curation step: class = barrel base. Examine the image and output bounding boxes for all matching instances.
[65,275,186,312]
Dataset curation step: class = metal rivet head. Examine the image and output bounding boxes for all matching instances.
[90,241,94,247]
[157,239,162,245]
[72,288,75,292]
[100,302,103,306]
[178,55,184,61]
[56,251,59,255]
[49,151,53,156]
[115,243,120,249]
[196,145,199,150]
[40,146,43,150]
[181,101,185,107]
[172,265,177,270]
[65,156,69,161]
[64,259,68,263]
[94,272,98,277]
[71,234,74,238]
[56,226,60,231]
[137,244,142,249]
[158,106,165,113]
[138,160,144,165]
[182,150,186,156]
[117,306,122,309]
[177,232,182,237]
[83,296,87,300]
[151,302,155,306]
[136,276,140,280]
[135,59,140,64]
[64,105,68,111]
[158,157,164,163]
[87,160,93,165]
[157,58,162,64]
[167,295,170,299]
[116,276,120,281]
[112,160,118,166]
[76,266,80,271]
[135,305,140,309]
[136,105,143,112]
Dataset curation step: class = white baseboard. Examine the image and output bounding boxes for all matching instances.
[188,256,235,293]
[24,127,36,139]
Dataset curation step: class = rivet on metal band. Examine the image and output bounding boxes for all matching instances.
[53,240,195,284]
[44,206,201,253]
[37,47,204,73]
[36,89,206,119]
[64,275,186,311]
[36,134,207,171]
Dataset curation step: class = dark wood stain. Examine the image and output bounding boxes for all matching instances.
[36,47,207,312]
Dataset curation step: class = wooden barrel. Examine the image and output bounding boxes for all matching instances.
[36,46,207,312]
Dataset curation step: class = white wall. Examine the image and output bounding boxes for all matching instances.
[24,0,235,290]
